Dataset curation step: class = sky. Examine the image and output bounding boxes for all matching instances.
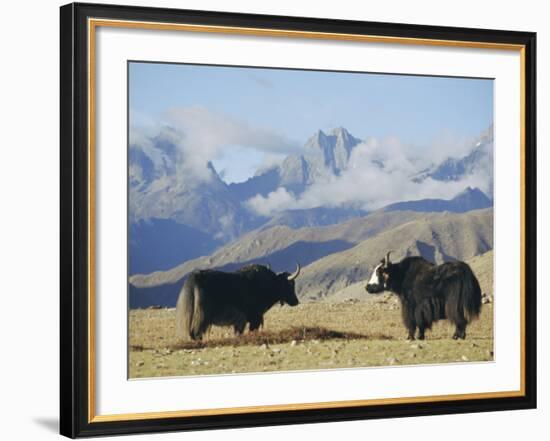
[129,61,493,184]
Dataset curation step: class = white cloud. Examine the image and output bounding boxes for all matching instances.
[245,187,297,217]
[425,130,479,164]
[165,106,297,181]
[131,114,493,218]
[131,106,298,184]
[244,135,493,216]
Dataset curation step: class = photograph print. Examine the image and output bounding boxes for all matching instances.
[128,62,494,379]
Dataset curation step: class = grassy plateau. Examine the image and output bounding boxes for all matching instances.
[129,294,494,379]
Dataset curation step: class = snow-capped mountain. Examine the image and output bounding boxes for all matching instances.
[413,125,494,198]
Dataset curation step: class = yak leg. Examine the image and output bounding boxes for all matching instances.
[402,310,417,340]
[415,300,435,340]
[417,325,426,340]
[400,299,418,340]
[233,320,246,336]
[249,316,264,332]
[232,313,247,336]
[452,321,467,340]
[452,310,468,340]
[404,320,416,340]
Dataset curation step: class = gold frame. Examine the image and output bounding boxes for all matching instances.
[87,18,527,424]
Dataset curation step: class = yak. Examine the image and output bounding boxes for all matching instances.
[366,252,482,340]
[175,263,301,340]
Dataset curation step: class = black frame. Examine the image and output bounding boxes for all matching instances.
[60,2,537,438]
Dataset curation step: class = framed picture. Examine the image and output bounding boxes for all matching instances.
[60,2,537,438]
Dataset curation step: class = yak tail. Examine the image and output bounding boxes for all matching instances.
[463,269,482,322]
[445,264,482,324]
[175,275,205,340]
[459,265,482,322]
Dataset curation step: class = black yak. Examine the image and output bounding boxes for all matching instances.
[366,252,482,340]
[175,263,300,340]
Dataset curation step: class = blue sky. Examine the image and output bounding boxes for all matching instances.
[129,62,493,183]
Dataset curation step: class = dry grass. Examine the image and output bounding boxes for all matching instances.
[129,296,494,378]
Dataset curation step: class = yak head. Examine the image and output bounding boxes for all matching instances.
[276,263,301,306]
[366,251,395,294]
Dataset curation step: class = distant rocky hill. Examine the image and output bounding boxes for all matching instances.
[130,210,429,287]
[258,206,368,230]
[129,219,222,274]
[325,248,493,303]
[129,127,368,272]
[380,187,492,214]
[295,208,493,300]
[466,249,494,297]
[129,208,493,308]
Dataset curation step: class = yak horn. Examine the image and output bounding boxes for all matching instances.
[384,250,394,266]
[287,262,301,281]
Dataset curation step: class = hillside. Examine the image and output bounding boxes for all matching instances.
[328,248,494,302]
[380,187,492,214]
[129,208,492,308]
[129,125,493,274]
[295,208,493,300]
[467,249,494,297]
[130,210,429,287]
[129,218,222,274]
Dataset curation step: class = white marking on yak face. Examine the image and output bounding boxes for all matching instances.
[366,263,386,294]
[368,263,383,285]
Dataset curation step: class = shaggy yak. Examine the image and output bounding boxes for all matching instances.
[175,263,300,340]
[366,252,482,340]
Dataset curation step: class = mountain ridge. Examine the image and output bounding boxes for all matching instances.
[129,208,493,308]
[129,125,493,275]
[379,186,492,214]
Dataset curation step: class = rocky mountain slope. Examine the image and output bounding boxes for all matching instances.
[296,208,493,300]
[324,248,494,303]
[413,124,494,198]
[129,208,493,308]
[129,125,494,275]
[380,186,492,214]
[130,210,429,287]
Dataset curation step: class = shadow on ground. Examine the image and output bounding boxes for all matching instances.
[131,326,393,351]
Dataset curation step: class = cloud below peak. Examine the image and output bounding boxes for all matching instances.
[244,135,493,217]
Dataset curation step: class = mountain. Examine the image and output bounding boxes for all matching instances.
[229,127,362,199]
[260,206,368,230]
[413,125,494,198]
[130,127,363,240]
[326,248,494,303]
[128,208,492,308]
[301,127,362,177]
[466,249,494,297]
[128,125,494,276]
[380,187,492,214]
[295,208,493,300]
[130,129,256,243]
[128,210,429,308]
[128,127,366,275]
[129,218,222,274]
[130,210,426,285]
[131,159,251,240]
